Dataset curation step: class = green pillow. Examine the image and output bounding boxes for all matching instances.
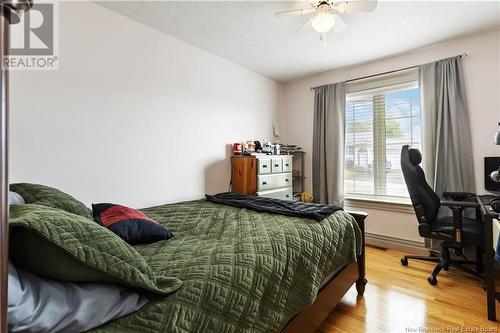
[10,183,93,219]
[9,204,182,296]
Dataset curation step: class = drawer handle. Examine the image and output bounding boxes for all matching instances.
[262,181,267,185]
[285,179,290,182]
[274,164,279,167]
[286,195,290,198]
[285,164,289,167]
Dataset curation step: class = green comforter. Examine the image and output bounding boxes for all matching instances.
[89,200,362,333]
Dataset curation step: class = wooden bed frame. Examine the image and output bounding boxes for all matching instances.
[282,211,367,333]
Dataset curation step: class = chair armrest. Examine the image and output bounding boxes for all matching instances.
[440,200,479,244]
[442,191,476,201]
[440,200,479,209]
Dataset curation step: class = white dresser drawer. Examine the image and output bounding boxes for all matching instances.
[282,156,292,172]
[271,158,283,173]
[258,158,271,174]
[257,172,292,191]
[258,187,293,200]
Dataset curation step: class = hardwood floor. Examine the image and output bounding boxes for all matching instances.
[318,246,500,333]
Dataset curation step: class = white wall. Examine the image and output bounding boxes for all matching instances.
[282,30,500,242]
[9,2,498,243]
[9,2,283,208]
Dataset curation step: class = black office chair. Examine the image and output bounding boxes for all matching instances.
[400,145,483,285]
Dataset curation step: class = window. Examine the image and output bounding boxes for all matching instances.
[344,69,421,201]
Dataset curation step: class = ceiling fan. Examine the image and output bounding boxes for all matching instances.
[274,0,378,45]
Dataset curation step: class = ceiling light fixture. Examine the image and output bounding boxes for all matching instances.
[311,5,335,33]
[274,0,378,46]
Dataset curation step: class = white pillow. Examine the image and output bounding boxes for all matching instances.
[8,191,24,205]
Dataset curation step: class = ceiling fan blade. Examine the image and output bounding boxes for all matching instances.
[296,16,314,32]
[334,0,377,13]
[274,8,315,17]
[332,14,347,33]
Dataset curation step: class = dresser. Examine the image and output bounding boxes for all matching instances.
[231,155,293,200]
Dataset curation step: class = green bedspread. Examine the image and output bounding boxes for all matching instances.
[89,199,362,333]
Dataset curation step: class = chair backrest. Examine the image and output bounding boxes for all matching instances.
[400,145,440,233]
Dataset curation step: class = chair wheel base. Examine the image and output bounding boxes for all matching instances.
[400,257,408,266]
[428,275,438,285]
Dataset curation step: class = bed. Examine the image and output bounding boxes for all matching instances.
[8,185,367,333]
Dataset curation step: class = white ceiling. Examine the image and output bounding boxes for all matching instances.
[98,1,500,82]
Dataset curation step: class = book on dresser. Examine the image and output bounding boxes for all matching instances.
[231,155,293,200]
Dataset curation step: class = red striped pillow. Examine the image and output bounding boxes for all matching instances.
[92,203,172,245]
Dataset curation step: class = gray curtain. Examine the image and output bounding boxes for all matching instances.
[419,56,476,255]
[312,83,346,206]
[419,56,475,204]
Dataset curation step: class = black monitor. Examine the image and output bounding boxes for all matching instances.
[485,157,500,191]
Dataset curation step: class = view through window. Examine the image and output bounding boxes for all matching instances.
[344,79,421,200]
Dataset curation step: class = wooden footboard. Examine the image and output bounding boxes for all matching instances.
[281,211,367,333]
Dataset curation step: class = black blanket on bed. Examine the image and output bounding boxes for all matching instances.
[205,192,343,221]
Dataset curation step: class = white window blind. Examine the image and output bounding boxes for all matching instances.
[344,68,421,201]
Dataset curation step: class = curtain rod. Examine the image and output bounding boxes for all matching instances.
[310,53,468,91]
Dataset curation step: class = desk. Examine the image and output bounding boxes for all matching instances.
[478,195,500,321]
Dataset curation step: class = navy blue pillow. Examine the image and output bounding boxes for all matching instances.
[92,203,172,245]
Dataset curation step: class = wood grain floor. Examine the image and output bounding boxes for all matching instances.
[318,246,500,333]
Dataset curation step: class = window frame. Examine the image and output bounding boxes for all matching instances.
[343,68,420,205]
